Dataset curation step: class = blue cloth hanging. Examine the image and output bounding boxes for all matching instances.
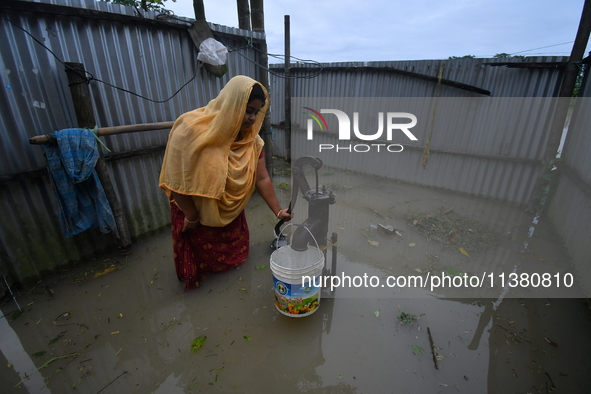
[43,128,117,238]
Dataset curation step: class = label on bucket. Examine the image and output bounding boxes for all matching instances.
[273,276,320,316]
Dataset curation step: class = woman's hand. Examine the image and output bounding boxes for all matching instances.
[276,208,292,222]
[172,191,200,232]
[182,216,200,232]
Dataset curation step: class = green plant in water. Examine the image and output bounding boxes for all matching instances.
[398,312,419,324]
[411,344,424,354]
[191,336,206,353]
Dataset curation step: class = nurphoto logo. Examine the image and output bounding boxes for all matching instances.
[303,107,418,153]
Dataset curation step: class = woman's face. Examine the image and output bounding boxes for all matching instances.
[240,99,264,133]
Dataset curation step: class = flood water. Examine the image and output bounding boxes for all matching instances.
[1,163,590,393]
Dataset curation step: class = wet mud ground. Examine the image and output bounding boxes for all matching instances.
[1,164,590,394]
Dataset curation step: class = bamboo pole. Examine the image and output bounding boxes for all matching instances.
[29,122,174,145]
[64,62,132,253]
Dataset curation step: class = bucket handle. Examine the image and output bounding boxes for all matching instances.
[275,222,322,255]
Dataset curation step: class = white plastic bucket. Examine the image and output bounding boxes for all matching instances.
[270,244,325,317]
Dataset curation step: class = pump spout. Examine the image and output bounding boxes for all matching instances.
[291,217,323,252]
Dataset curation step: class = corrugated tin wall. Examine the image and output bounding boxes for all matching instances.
[269,57,565,125]
[268,57,567,205]
[548,66,591,292]
[0,0,264,283]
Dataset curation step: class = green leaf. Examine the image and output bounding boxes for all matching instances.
[11,310,24,320]
[374,310,380,318]
[243,335,251,341]
[398,312,419,324]
[255,265,266,270]
[191,336,207,353]
[411,344,424,354]
[444,266,463,276]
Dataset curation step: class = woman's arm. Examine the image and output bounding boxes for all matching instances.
[255,156,292,221]
[171,191,200,231]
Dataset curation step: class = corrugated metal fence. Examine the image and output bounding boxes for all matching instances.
[0,0,264,284]
[268,58,567,206]
[548,64,591,292]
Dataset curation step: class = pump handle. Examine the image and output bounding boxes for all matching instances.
[273,156,323,238]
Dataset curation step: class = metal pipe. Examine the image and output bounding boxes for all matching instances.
[331,232,338,277]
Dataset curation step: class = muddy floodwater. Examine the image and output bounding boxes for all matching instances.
[1,163,590,393]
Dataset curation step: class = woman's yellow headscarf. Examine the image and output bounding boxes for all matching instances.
[159,75,268,227]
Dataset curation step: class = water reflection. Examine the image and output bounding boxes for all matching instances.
[0,309,51,393]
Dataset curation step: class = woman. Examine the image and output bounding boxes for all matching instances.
[159,75,291,290]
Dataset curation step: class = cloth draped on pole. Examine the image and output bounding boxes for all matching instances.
[43,128,117,238]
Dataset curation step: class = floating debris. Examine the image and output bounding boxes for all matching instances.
[443,267,463,277]
[411,344,424,354]
[14,353,80,389]
[398,312,419,324]
[544,337,558,347]
[191,336,207,353]
[11,310,24,321]
[378,224,394,234]
[48,331,67,345]
[72,258,124,284]
[407,211,499,253]
[368,208,385,218]
[427,327,439,370]
[54,311,71,322]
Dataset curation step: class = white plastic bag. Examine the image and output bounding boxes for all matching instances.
[197,38,228,66]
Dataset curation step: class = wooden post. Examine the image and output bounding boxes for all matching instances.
[250,0,274,175]
[284,15,291,162]
[529,0,591,211]
[64,62,132,253]
[543,0,591,161]
[237,0,251,30]
[193,0,206,21]
[188,0,227,77]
